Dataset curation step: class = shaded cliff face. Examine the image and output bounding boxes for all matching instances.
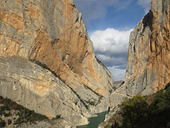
[115,0,170,97]
[0,0,113,126]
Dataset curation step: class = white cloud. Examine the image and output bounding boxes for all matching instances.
[91,28,132,52]
[90,28,133,81]
[137,0,151,13]
[108,67,126,81]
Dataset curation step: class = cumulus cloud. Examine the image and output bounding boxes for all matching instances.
[74,0,150,81]
[137,0,151,13]
[90,28,133,81]
[108,67,126,81]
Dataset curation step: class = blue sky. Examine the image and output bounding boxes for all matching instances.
[74,0,151,81]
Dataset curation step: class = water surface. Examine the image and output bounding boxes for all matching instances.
[77,111,109,128]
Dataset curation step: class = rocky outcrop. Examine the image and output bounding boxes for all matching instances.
[0,0,113,126]
[98,106,120,128]
[98,0,170,127]
[113,0,170,99]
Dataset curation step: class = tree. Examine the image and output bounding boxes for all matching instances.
[119,94,149,128]
[149,86,170,127]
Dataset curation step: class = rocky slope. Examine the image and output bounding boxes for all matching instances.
[0,0,113,126]
[0,96,71,128]
[112,0,170,104]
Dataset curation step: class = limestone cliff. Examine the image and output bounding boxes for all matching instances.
[0,0,113,126]
[100,1,170,127]
[114,0,170,99]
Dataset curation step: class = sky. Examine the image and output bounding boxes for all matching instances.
[74,0,151,81]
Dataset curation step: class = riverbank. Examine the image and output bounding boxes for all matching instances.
[77,111,109,128]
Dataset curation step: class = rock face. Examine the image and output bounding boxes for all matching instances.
[100,1,170,126]
[115,0,170,98]
[0,0,113,126]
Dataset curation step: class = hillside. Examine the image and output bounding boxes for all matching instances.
[99,83,170,128]
[0,96,71,128]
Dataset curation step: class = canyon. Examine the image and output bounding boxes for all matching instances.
[1,0,170,127]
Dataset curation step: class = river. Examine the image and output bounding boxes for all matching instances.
[77,111,109,128]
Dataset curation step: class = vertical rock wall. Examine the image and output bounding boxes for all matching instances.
[114,0,170,99]
[0,0,113,126]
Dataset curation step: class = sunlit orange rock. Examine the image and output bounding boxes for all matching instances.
[0,0,113,126]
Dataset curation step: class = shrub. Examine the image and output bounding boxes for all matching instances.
[149,86,170,127]
[8,119,12,125]
[12,104,19,110]
[119,94,149,128]
[0,119,6,127]
[0,96,48,125]
[55,115,61,119]
[116,83,170,128]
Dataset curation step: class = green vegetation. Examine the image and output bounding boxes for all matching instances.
[119,94,149,128]
[0,96,48,126]
[113,86,117,91]
[0,118,6,127]
[85,100,96,106]
[55,115,61,119]
[109,82,170,128]
[14,108,48,124]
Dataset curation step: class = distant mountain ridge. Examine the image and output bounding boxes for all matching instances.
[113,81,124,88]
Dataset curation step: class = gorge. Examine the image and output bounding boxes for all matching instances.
[0,0,170,127]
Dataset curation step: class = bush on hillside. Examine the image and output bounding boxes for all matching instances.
[119,94,149,128]
[0,96,48,126]
[116,82,170,128]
